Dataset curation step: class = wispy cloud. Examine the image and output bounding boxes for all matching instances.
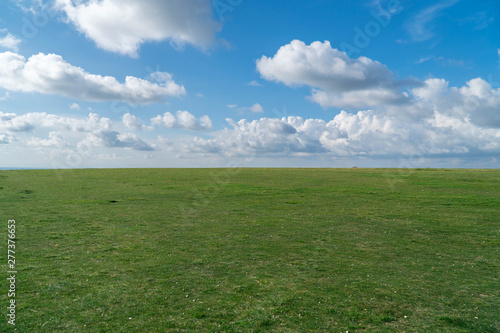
[461,11,494,30]
[416,56,468,68]
[228,103,264,114]
[0,92,10,101]
[247,80,262,87]
[405,0,459,42]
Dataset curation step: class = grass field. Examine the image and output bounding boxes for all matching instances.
[0,168,498,332]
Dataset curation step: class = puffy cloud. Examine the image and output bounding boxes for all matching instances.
[413,78,500,128]
[0,30,22,52]
[28,132,68,148]
[122,113,147,130]
[0,111,112,133]
[187,108,500,159]
[247,103,264,113]
[151,111,212,131]
[0,110,156,152]
[55,0,221,57]
[0,133,13,144]
[256,40,408,109]
[187,77,500,157]
[188,117,304,155]
[69,103,80,110]
[498,49,500,68]
[85,130,156,151]
[0,111,35,132]
[0,51,185,103]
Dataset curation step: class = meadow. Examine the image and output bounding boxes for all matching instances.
[0,168,498,332]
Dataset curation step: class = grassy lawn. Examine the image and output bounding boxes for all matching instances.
[0,168,498,332]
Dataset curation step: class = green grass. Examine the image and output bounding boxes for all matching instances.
[0,168,498,332]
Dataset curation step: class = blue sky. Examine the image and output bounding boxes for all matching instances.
[0,0,499,169]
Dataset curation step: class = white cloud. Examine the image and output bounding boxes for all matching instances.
[497,49,500,68]
[55,0,221,57]
[84,130,156,151]
[3,72,500,167]
[256,40,408,109]
[122,113,152,131]
[248,103,264,113]
[0,111,112,133]
[0,51,185,103]
[0,133,14,144]
[69,103,80,110]
[186,105,500,159]
[184,77,500,158]
[0,110,156,154]
[404,0,458,42]
[28,132,68,148]
[0,31,22,52]
[151,110,212,131]
[413,77,500,128]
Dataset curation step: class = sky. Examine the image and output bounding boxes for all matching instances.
[0,0,499,169]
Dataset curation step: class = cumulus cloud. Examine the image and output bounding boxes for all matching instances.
[151,110,212,131]
[0,133,13,144]
[28,132,68,148]
[185,77,500,158]
[187,106,499,159]
[0,30,22,52]
[413,78,500,128]
[55,0,221,57]
[3,73,500,166]
[0,110,157,153]
[256,40,408,109]
[123,113,144,130]
[85,130,156,151]
[498,49,500,68]
[70,103,80,110]
[0,111,112,133]
[0,51,185,103]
